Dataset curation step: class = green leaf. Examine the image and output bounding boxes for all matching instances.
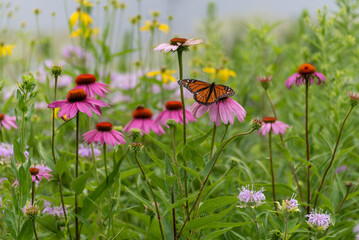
[183,205,234,231]
[145,134,173,158]
[19,166,30,207]
[205,227,233,240]
[199,196,238,215]
[55,154,68,176]
[13,140,25,163]
[125,186,156,213]
[18,219,34,240]
[79,153,127,219]
[71,167,93,194]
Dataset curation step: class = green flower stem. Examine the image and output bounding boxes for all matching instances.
[32,219,39,240]
[134,152,165,240]
[313,105,354,208]
[269,131,277,212]
[75,113,80,240]
[265,89,303,202]
[284,216,288,240]
[170,125,185,218]
[171,183,177,239]
[250,208,260,240]
[210,123,216,159]
[103,143,108,184]
[177,49,189,216]
[305,80,310,214]
[176,129,255,239]
[51,75,72,240]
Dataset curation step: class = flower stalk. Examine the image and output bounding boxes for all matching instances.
[176,128,255,239]
[75,113,80,240]
[305,79,310,214]
[134,152,165,240]
[268,131,277,212]
[313,105,354,208]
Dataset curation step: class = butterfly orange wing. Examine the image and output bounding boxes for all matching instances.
[178,79,235,105]
[178,79,211,93]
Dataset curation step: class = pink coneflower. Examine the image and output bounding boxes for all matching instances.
[124,106,165,135]
[0,113,17,130]
[306,209,331,231]
[237,185,266,208]
[154,38,203,53]
[83,122,126,147]
[72,73,109,98]
[48,89,109,119]
[12,164,52,187]
[285,63,326,89]
[190,97,246,127]
[257,117,290,136]
[156,101,196,126]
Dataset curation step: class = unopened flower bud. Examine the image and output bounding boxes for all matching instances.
[257,75,272,90]
[166,119,177,128]
[130,142,143,153]
[25,205,39,219]
[168,15,173,21]
[51,65,63,77]
[345,181,353,189]
[268,230,281,240]
[348,91,359,107]
[151,10,160,18]
[113,126,123,132]
[130,128,142,141]
[251,118,263,131]
[33,8,41,15]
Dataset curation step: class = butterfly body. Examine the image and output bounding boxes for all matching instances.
[178,79,235,106]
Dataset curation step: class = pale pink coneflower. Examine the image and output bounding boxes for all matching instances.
[156,101,196,126]
[83,122,126,147]
[190,97,246,127]
[154,37,203,53]
[0,113,17,130]
[257,117,290,136]
[12,164,52,187]
[124,106,165,135]
[285,63,326,89]
[48,89,109,119]
[72,73,110,98]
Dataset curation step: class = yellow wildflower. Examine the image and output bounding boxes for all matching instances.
[146,69,176,84]
[140,20,169,33]
[70,27,99,38]
[203,67,237,82]
[0,43,15,57]
[53,108,69,121]
[75,0,94,7]
[69,9,93,27]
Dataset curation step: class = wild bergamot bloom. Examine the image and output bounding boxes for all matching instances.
[140,20,169,33]
[69,8,93,27]
[0,43,15,57]
[285,63,326,89]
[277,194,300,215]
[146,68,176,84]
[237,185,265,208]
[203,67,237,82]
[306,209,331,231]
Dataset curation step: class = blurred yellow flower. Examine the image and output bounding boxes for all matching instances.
[0,43,15,57]
[75,0,94,7]
[69,10,93,27]
[70,27,99,38]
[53,108,69,121]
[203,67,237,82]
[140,20,169,33]
[147,69,176,84]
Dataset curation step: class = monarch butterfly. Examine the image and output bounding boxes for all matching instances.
[178,79,235,106]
